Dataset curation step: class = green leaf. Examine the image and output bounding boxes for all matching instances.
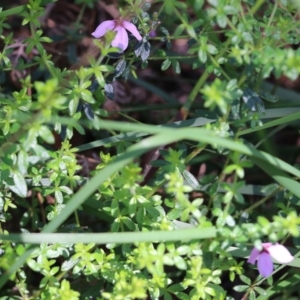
[208,0,218,6]
[111,219,120,232]
[172,60,181,74]
[186,25,197,39]
[182,170,201,190]
[69,97,79,116]
[160,26,170,36]
[254,287,266,296]
[121,217,136,230]
[207,44,218,55]
[242,88,265,113]
[104,83,114,100]
[198,48,207,63]
[55,190,63,204]
[176,292,190,300]
[257,216,270,227]
[134,41,151,62]
[17,150,29,175]
[193,0,204,10]
[80,90,94,104]
[240,275,251,285]
[164,292,173,300]
[259,91,279,103]
[168,208,183,220]
[61,258,79,271]
[174,256,187,270]
[216,14,227,28]
[233,285,248,292]
[39,126,55,144]
[249,290,256,300]
[60,186,73,195]
[82,102,94,120]
[168,284,184,293]
[10,172,28,198]
[161,59,172,71]
[115,59,126,78]
[224,5,238,14]
[141,42,151,61]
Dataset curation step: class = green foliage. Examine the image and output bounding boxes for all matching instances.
[1,0,300,299]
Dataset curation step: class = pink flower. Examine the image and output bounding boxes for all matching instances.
[92,20,142,51]
[248,243,294,277]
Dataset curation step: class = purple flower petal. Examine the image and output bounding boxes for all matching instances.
[257,252,273,277]
[111,26,128,51]
[92,20,116,38]
[268,244,294,264]
[248,247,260,264]
[122,21,142,41]
[149,30,156,37]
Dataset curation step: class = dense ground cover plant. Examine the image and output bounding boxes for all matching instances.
[1,0,300,298]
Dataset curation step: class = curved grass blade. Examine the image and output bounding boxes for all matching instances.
[238,111,300,136]
[0,227,217,244]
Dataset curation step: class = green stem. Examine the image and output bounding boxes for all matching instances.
[184,145,206,163]
[254,124,286,149]
[74,210,80,227]
[250,0,266,15]
[223,173,238,216]
[237,71,248,87]
[181,38,232,119]
[235,187,281,218]
[29,13,56,78]
[208,54,231,81]
[149,32,228,40]
[74,4,86,27]
[226,17,240,35]
[117,112,144,124]
[147,55,197,60]
[173,8,192,33]
[267,0,278,27]
[157,2,166,17]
